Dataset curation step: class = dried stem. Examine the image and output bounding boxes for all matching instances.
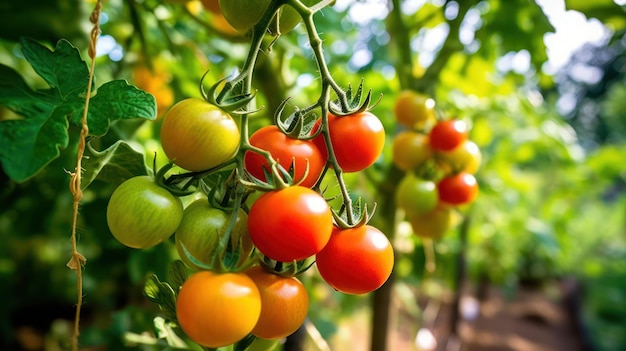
[66,1,102,350]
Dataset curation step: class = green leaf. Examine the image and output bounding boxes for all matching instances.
[87,80,157,136]
[20,37,91,100]
[0,38,156,182]
[144,274,178,322]
[153,317,189,349]
[168,260,188,293]
[81,140,149,190]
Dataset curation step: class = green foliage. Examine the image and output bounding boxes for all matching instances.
[0,38,156,182]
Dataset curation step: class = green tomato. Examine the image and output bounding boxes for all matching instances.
[175,198,249,270]
[106,176,183,249]
[219,0,321,34]
[396,174,438,216]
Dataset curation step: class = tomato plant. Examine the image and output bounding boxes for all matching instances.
[175,198,249,270]
[245,266,309,339]
[393,90,437,130]
[248,186,333,262]
[160,98,240,171]
[106,176,183,249]
[435,140,482,174]
[391,130,432,171]
[314,111,385,173]
[316,225,394,295]
[396,174,438,216]
[176,271,261,348]
[244,125,324,187]
[437,172,479,206]
[428,119,468,152]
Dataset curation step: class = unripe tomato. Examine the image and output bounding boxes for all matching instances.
[313,112,385,173]
[437,172,479,206]
[160,98,240,172]
[245,266,309,339]
[244,125,324,187]
[248,186,333,262]
[435,140,482,174]
[219,0,320,34]
[428,119,468,152]
[175,199,249,270]
[392,131,432,171]
[408,205,454,240]
[393,90,437,129]
[316,225,394,295]
[176,271,261,348]
[106,176,183,249]
[396,174,438,216]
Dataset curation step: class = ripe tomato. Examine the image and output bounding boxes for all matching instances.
[176,271,261,348]
[219,0,320,34]
[435,140,482,174]
[244,125,324,188]
[106,176,183,249]
[245,266,309,339]
[316,225,394,295]
[313,112,385,173]
[160,98,240,171]
[391,131,432,171]
[407,205,454,240]
[248,186,333,262]
[428,119,468,152]
[437,172,479,206]
[175,199,249,270]
[393,90,437,130]
[396,174,438,216]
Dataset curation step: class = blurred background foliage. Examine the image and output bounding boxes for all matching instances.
[1,0,625,350]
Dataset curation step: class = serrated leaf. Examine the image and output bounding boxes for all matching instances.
[81,140,149,189]
[0,38,156,182]
[0,106,69,182]
[20,37,91,100]
[87,80,157,135]
[144,275,178,322]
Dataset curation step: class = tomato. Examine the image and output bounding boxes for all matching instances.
[396,174,438,216]
[391,131,432,171]
[437,172,479,206]
[244,125,324,188]
[175,199,249,270]
[435,140,482,174]
[176,271,261,348]
[245,266,309,339]
[313,112,385,173]
[407,205,453,240]
[200,0,221,13]
[428,119,468,152]
[315,225,394,295]
[219,0,320,34]
[106,176,183,249]
[160,98,240,172]
[393,90,437,130]
[248,186,333,262]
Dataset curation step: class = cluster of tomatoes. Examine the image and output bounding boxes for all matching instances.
[392,90,481,240]
[105,94,394,347]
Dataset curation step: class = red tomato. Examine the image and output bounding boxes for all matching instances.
[437,172,479,206]
[316,225,394,295]
[244,125,325,187]
[248,186,333,262]
[314,112,385,172]
[176,271,261,348]
[245,266,309,339]
[428,119,468,152]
